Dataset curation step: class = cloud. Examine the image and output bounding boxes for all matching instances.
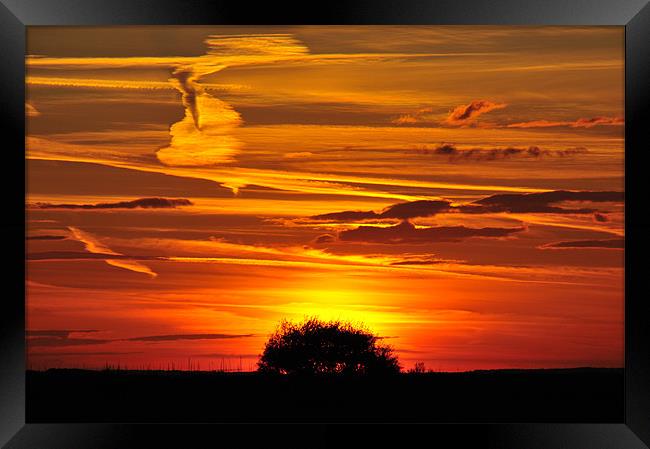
[593,213,610,223]
[310,210,378,222]
[309,200,452,223]
[394,106,622,131]
[29,351,144,356]
[26,102,40,117]
[417,143,587,161]
[337,220,525,244]
[392,101,506,127]
[389,255,459,266]
[27,251,158,261]
[27,135,548,203]
[541,238,624,250]
[392,114,420,125]
[124,333,254,342]
[32,197,193,210]
[25,330,113,348]
[27,75,248,92]
[26,330,254,347]
[314,234,336,244]
[391,107,435,125]
[379,200,452,219]
[156,34,310,167]
[68,227,119,255]
[29,338,109,347]
[468,190,624,214]
[26,235,67,240]
[506,116,624,129]
[306,189,618,226]
[28,337,110,347]
[27,330,100,338]
[444,100,506,125]
[68,227,157,277]
[157,70,243,167]
[284,152,314,159]
[571,117,624,128]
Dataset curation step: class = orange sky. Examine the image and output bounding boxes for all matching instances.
[26,26,624,372]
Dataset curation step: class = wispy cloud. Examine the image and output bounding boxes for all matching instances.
[28,337,110,347]
[392,100,506,127]
[27,329,100,338]
[414,143,587,161]
[393,106,622,131]
[444,100,507,126]
[32,197,192,210]
[27,330,109,348]
[26,234,67,241]
[68,226,157,277]
[28,35,516,171]
[28,351,144,356]
[31,35,309,169]
[541,238,624,250]
[27,75,247,92]
[506,116,624,129]
[124,333,254,342]
[27,137,549,200]
[27,251,157,261]
[389,255,461,266]
[26,330,254,347]
[283,151,314,159]
[391,107,435,125]
[26,102,40,117]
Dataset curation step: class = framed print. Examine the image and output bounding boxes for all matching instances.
[1,1,649,448]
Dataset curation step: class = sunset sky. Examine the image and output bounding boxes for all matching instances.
[26,26,624,372]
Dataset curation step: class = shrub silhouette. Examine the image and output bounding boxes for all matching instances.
[257,317,401,376]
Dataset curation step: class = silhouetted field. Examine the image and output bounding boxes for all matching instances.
[26,367,622,422]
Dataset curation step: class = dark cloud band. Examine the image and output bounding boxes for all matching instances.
[307,190,623,225]
[31,197,193,210]
[468,190,623,214]
[26,235,68,240]
[27,331,255,347]
[337,220,525,244]
[311,200,451,222]
[124,333,255,342]
[419,144,587,161]
[26,330,100,338]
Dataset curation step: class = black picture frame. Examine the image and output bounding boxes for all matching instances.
[2,1,649,447]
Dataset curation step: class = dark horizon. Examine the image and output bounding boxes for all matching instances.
[26,367,623,423]
[25,365,625,374]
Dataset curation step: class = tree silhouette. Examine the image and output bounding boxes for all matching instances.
[257,317,401,376]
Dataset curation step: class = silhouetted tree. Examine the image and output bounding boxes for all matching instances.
[408,362,427,374]
[257,317,401,376]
